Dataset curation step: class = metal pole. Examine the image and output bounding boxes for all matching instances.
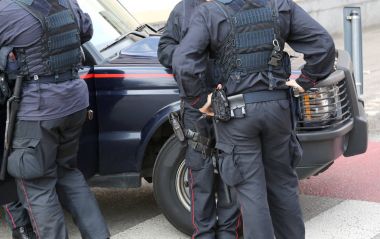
[344,7,364,96]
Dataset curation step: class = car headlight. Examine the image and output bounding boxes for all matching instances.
[297,82,351,131]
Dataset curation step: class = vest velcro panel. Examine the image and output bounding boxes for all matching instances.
[49,48,81,71]
[237,51,271,71]
[48,30,80,52]
[45,10,76,31]
[234,7,273,26]
[236,28,274,51]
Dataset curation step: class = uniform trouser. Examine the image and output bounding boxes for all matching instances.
[214,100,305,239]
[3,200,30,229]
[183,102,241,239]
[7,109,110,239]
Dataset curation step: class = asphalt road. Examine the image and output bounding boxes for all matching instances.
[97,140,380,239]
[1,139,379,239]
[68,139,380,239]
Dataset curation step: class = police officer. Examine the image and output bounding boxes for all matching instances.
[0,0,110,238]
[1,46,36,239]
[173,0,335,238]
[158,1,241,238]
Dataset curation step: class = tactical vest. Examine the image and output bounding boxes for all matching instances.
[214,0,291,90]
[14,0,82,78]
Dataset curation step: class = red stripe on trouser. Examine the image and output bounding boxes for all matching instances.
[5,204,17,229]
[189,169,199,239]
[19,179,41,239]
[235,213,242,239]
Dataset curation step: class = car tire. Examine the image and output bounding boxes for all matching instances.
[153,135,193,236]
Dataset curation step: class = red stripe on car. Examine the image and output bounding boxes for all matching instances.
[80,73,174,79]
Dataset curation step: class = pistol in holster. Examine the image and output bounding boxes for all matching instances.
[169,111,185,142]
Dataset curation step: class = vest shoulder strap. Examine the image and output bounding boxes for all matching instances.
[14,0,45,30]
[216,0,234,4]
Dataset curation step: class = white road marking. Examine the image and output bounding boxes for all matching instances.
[365,96,380,117]
[111,200,380,239]
[112,214,188,239]
[366,110,380,117]
[305,200,380,239]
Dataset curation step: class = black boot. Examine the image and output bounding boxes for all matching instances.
[12,224,36,239]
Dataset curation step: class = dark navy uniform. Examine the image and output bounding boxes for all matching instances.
[173,0,335,238]
[0,0,110,238]
[158,1,241,238]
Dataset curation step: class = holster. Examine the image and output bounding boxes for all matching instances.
[186,115,216,158]
[169,112,185,142]
[0,72,12,106]
[169,110,215,158]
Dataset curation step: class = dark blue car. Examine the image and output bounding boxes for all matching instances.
[1,0,368,235]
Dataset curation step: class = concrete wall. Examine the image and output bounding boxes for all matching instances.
[135,0,380,33]
[297,0,380,35]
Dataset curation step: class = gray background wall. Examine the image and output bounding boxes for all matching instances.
[297,0,380,35]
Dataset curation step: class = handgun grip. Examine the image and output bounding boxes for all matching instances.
[169,112,185,142]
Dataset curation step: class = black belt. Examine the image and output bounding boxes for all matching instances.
[242,90,289,104]
[24,71,77,84]
[226,90,289,118]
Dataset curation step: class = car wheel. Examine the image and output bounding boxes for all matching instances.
[153,135,193,235]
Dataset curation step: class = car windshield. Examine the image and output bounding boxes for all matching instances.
[77,0,142,53]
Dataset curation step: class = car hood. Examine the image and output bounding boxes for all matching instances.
[110,54,160,65]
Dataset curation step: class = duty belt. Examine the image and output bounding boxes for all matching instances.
[228,90,289,117]
[243,90,288,103]
[24,71,77,84]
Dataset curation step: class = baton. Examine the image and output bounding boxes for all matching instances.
[0,75,23,180]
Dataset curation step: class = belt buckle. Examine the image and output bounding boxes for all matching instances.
[230,106,246,118]
[228,94,246,117]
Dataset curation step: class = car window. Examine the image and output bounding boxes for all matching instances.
[77,0,141,53]
[120,36,160,57]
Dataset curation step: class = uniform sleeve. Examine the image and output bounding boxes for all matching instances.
[286,1,335,81]
[70,0,93,44]
[157,9,181,68]
[0,2,20,47]
[0,47,13,71]
[172,9,210,108]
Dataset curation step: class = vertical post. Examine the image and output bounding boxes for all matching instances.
[344,7,364,96]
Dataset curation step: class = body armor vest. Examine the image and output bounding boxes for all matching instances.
[214,0,291,90]
[14,0,82,78]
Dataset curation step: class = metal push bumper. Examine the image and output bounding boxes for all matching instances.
[295,119,353,179]
[295,50,368,179]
